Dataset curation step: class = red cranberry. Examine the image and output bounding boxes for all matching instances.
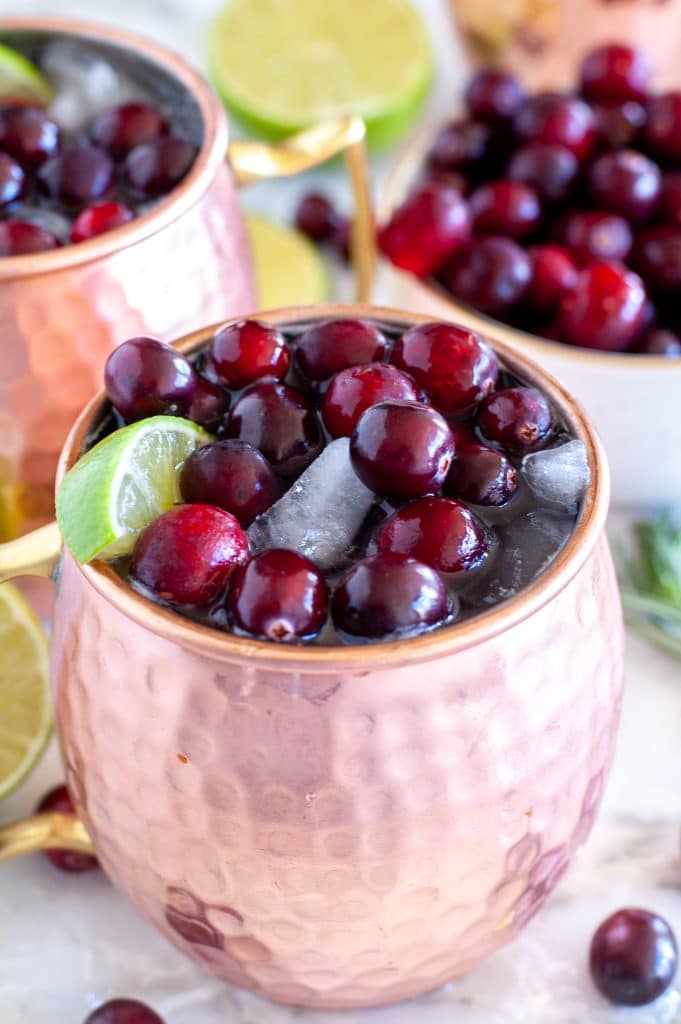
[526,244,578,316]
[465,69,524,123]
[635,328,681,356]
[427,119,491,172]
[478,386,554,453]
[580,45,651,103]
[420,167,470,195]
[321,363,419,438]
[469,180,541,239]
[328,216,352,262]
[36,784,99,873]
[123,138,196,199]
[0,219,60,255]
[210,319,289,389]
[350,400,455,500]
[104,337,197,421]
[186,375,230,430]
[229,549,328,641]
[595,101,646,151]
[331,553,451,639]
[294,192,341,242]
[632,226,681,296]
[392,322,499,417]
[0,152,24,208]
[379,183,472,277]
[507,142,578,204]
[90,102,169,158]
[84,998,165,1024]
[644,92,681,165]
[180,440,281,526]
[515,94,597,159]
[445,443,518,506]
[589,908,677,1006]
[443,236,532,315]
[0,105,60,167]
[226,381,323,478]
[558,261,648,351]
[70,201,134,243]
[375,496,490,574]
[295,318,387,382]
[553,209,633,264]
[37,146,115,208]
[130,504,249,606]
[588,150,661,224]
[658,172,681,227]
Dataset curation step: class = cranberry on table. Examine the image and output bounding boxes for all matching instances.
[375,496,490,574]
[180,440,281,526]
[84,998,165,1024]
[526,245,578,317]
[595,100,647,151]
[36,784,98,873]
[469,180,541,240]
[580,44,651,103]
[37,146,115,208]
[446,444,518,506]
[0,152,24,208]
[331,553,451,640]
[229,549,328,641]
[226,380,323,478]
[507,142,578,204]
[427,119,491,173]
[635,328,681,356]
[558,261,647,351]
[644,92,681,165]
[294,192,341,242]
[321,362,419,438]
[90,102,169,158]
[632,226,681,296]
[465,69,525,123]
[210,319,289,389]
[123,137,196,199]
[104,337,197,421]
[588,150,661,224]
[443,236,532,316]
[658,172,681,227]
[379,182,472,277]
[186,375,230,430]
[294,317,387,382]
[553,209,633,265]
[589,908,678,1006]
[478,386,554,453]
[0,219,60,255]
[0,105,60,166]
[350,400,455,500]
[130,504,249,606]
[392,321,499,417]
[70,201,135,243]
[515,94,597,159]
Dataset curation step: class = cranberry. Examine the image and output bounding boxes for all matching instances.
[130,504,248,606]
[632,226,681,296]
[580,45,651,103]
[0,105,59,166]
[469,180,541,239]
[70,201,134,243]
[123,138,196,199]
[658,172,681,227]
[104,337,196,421]
[465,69,525,123]
[595,101,647,151]
[186,375,230,430]
[445,444,518,505]
[0,219,60,255]
[375,495,490,574]
[210,319,289,389]
[379,182,472,277]
[515,94,597,159]
[427,119,491,173]
[635,328,681,356]
[553,209,633,264]
[507,142,578,204]
[37,146,115,208]
[294,192,341,242]
[443,236,532,316]
[332,553,450,639]
[558,261,647,351]
[420,167,470,195]
[36,784,99,873]
[226,381,323,478]
[229,549,328,641]
[295,318,387,382]
[84,998,165,1024]
[392,321,499,417]
[180,440,281,526]
[589,908,677,1006]
[526,244,578,316]
[0,152,24,208]
[328,216,352,262]
[478,386,554,453]
[90,102,169,158]
[588,150,661,224]
[350,400,455,500]
[644,92,681,165]
[321,363,419,438]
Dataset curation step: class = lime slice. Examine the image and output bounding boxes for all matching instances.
[56,416,212,564]
[0,583,51,800]
[246,212,329,308]
[208,0,432,148]
[0,43,53,107]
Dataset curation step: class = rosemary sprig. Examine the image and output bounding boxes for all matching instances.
[619,512,681,659]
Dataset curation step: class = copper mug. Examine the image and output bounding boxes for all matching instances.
[0,306,624,1010]
[0,17,374,539]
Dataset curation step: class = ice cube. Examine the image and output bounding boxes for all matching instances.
[43,41,146,130]
[521,440,590,512]
[14,207,71,241]
[247,438,375,570]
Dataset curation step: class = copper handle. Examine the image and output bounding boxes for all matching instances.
[0,812,95,861]
[229,115,375,303]
[0,520,62,584]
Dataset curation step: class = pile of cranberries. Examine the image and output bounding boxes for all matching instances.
[0,98,196,255]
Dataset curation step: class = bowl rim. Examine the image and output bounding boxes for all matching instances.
[55,303,610,671]
[0,15,228,280]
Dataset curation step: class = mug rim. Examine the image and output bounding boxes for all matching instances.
[0,16,228,280]
[56,303,610,670]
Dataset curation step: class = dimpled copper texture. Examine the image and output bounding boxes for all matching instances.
[49,307,624,1010]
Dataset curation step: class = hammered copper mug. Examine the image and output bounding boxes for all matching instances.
[0,17,374,538]
[0,306,624,1010]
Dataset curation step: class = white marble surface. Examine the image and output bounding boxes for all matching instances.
[0,1,680,1022]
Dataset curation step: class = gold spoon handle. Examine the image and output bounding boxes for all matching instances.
[0,811,95,861]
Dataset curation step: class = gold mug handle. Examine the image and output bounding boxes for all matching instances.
[228,115,375,303]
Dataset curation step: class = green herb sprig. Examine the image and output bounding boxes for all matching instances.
[619,512,681,659]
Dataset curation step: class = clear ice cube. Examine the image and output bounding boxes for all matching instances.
[247,438,375,571]
[521,440,590,512]
[43,41,146,131]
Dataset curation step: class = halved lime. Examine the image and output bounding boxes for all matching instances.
[56,416,212,564]
[246,212,329,308]
[0,583,51,800]
[0,43,53,107]
[208,0,432,148]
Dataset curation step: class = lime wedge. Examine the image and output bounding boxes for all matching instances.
[246,212,329,308]
[56,416,212,564]
[0,582,51,800]
[208,0,432,148]
[0,43,54,107]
